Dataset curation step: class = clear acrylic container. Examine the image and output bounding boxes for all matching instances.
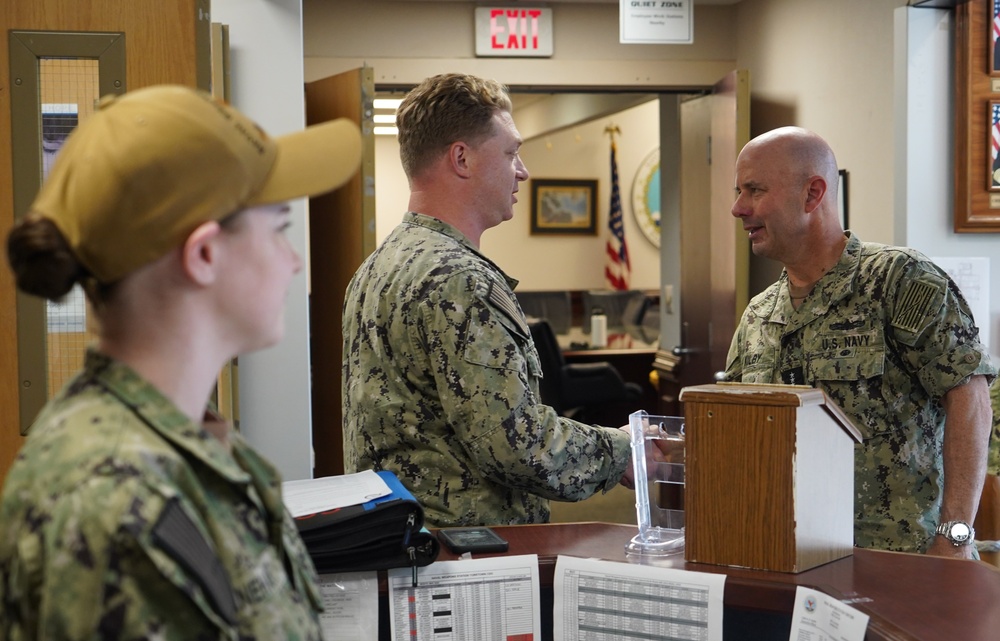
[625,410,686,557]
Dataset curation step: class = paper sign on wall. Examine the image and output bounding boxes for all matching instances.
[932,256,991,354]
[619,0,693,44]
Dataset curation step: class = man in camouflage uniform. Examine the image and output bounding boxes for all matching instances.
[990,380,1000,476]
[1,86,362,638]
[976,380,1000,562]
[342,73,635,527]
[725,127,995,558]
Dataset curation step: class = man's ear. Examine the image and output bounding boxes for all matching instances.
[181,220,224,286]
[449,141,473,178]
[803,176,828,213]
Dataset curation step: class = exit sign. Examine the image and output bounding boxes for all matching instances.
[475,7,553,58]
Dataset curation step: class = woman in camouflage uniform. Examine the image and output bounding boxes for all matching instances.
[0,86,360,639]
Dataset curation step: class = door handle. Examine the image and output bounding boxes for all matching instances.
[672,321,700,357]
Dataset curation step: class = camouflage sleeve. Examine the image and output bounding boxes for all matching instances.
[990,379,1000,476]
[886,260,996,399]
[724,314,747,381]
[417,270,630,501]
[4,475,231,639]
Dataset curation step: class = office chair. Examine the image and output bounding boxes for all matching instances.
[528,319,643,422]
[515,290,573,335]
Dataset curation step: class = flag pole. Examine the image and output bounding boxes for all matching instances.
[604,123,621,146]
[603,122,630,291]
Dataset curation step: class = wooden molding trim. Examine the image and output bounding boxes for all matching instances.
[954,0,1000,232]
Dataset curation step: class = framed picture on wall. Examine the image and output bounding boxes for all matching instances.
[991,0,1000,75]
[990,102,1000,190]
[530,178,598,235]
[955,1,1000,230]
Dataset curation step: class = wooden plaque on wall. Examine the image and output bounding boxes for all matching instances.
[955,0,1000,232]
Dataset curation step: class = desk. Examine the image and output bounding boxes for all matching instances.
[375,522,1000,641]
[555,326,658,353]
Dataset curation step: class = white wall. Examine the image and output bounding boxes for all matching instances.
[735,0,997,359]
[734,0,903,245]
[213,0,315,480]
[303,1,738,87]
[488,100,662,291]
[216,0,998,479]
[375,99,662,291]
[896,7,999,361]
[209,0,736,479]
[309,0,739,294]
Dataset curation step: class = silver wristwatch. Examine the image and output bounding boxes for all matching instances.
[935,520,975,546]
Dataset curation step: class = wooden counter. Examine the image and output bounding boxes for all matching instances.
[373,522,1000,641]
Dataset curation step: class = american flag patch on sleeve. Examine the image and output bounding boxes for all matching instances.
[488,282,529,336]
[892,279,938,334]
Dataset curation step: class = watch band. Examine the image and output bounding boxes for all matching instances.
[935,520,975,546]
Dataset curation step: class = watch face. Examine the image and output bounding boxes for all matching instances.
[950,522,971,541]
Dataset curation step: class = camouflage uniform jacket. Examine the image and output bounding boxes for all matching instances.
[342,212,630,527]
[725,233,996,552]
[0,350,324,641]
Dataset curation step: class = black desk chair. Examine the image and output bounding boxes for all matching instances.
[528,319,642,423]
[516,291,573,335]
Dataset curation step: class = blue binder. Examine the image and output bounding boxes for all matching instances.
[293,470,439,576]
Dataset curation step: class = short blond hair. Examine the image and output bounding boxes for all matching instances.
[396,73,513,179]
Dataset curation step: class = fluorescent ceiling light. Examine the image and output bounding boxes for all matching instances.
[374,98,403,110]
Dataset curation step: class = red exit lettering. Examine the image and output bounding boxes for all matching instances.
[490,9,542,50]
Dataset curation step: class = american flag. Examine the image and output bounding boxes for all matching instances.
[995,0,1000,46]
[605,141,631,290]
[993,103,1000,161]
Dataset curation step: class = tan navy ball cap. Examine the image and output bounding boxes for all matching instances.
[30,84,363,283]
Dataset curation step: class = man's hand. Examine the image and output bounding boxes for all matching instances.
[618,424,674,490]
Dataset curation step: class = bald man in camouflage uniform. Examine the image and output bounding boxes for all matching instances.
[342,74,634,527]
[726,127,995,558]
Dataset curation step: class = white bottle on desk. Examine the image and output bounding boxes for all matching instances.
[590,307,608,348]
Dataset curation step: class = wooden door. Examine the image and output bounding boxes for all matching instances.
[304,67,375,477]
[0,0,211,484]
[656,71,749,413]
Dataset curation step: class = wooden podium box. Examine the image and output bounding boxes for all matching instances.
[678,383,862,573]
